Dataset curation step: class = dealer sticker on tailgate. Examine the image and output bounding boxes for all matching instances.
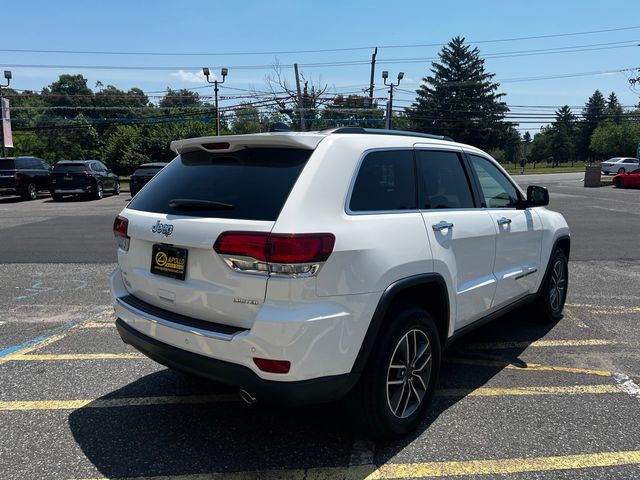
[151,244,188,280]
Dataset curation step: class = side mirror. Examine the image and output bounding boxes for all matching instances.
[527,185,549,207]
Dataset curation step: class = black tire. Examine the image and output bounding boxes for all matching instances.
[348,305,441,439]
[618,167,625,174]
[22,183,38,200]
[613,177,624,188]
[534,249,568,322]
[93,182,104,200]
[113,182,121,195]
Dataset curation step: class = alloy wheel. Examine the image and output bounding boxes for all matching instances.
[549,259,566,313]
[386,329,432,419]
[28,184,37,200]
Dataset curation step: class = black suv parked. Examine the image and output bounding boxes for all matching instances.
[0,157,52,200]
[50,160,120,201]
[129,162,168,197]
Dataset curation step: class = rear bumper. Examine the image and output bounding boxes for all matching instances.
[51,188,90,194]
[110,267,377,402]
[0,187,20,195]
[116,318,358,405]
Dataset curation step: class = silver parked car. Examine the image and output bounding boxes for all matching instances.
[601,157,640,175]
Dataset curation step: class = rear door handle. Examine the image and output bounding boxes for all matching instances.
[432,221,454,232]
[497,217,512,226]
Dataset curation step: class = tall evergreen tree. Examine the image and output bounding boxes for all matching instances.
[551,105,577,165]
[577,90,606,161]
[410,36,509,150]
[605,92,623,123]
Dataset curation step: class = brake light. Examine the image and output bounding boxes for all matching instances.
[253,358,291,374]
[14,172,23,181]
[202,142,230,150]
[213,232,335,277]
[113,215,130,251]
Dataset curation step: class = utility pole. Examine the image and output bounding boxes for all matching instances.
[0,71,12,157]
[367,48,378,109]
[382,70,403,130]
[203,67,228,136]
[294,63,305,131]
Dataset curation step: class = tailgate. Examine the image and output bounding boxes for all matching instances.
[116,145,313,329]
[0,169,16,188]
[118,209,272,329]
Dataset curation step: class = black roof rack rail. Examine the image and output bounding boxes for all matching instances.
[321,127,454,142]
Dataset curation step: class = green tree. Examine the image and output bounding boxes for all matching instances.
[320,94,384,128]
[550,105,577,165]
[230,103,264,134]
[529,127,553,165]
[159,88,201,109]
[605,92,623,124]
[503,128,521,166]
[410,36,509,150]
[590,120,640,158]
[577,90,606,161]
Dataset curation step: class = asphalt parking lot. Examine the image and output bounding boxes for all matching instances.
[1,174,640,479]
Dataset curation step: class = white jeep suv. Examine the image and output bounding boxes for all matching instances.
[111,128,570,438]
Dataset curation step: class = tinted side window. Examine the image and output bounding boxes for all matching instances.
[469,154,519,208]
[349,150,416,212]
[416,150,474,209]
[15,158,29,169]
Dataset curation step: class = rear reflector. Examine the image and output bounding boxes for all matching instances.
[253,358,291,374]
[214,232,335,264]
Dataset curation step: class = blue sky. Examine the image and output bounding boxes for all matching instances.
[2,0,640,132]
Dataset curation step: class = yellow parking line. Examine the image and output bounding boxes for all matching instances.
[446,357,612,377]
[10,353,145,361]
[80,321,114,328]
[367,450,640,479]
[0,384,622,412]
[437,384,621,397]
[0,395,238,411]
[466,339,614,349]
[73,450,640,479]
[566,303,640,314]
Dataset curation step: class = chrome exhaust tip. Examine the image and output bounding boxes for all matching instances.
[239,389,257,405]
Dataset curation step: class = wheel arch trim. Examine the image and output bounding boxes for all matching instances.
[351,273,449,374]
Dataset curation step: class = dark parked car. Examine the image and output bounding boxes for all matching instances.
[50,160,120,201]
[129,162,168,197]
[0,156,52,200]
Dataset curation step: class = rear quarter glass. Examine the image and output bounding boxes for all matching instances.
[127,148,311,221]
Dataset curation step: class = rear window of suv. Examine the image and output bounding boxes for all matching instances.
[53,164,88,173]
[133,166,164,176]
[0,159,16,170]
[127,148,311,221]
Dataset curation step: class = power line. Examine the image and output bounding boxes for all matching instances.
[2,42,639,72]
[2,25,639,56]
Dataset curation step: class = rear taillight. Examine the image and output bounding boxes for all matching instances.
[14,172,23,181]
[213,232,335,277]
[113,215,130,251]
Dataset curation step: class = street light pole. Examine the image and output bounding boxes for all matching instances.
[382,70,403,130]
[203,67,228,136]
[0,70,12,157]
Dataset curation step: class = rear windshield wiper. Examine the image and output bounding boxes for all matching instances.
[169,199,234,211]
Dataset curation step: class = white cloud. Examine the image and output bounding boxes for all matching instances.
[170,70,207,84]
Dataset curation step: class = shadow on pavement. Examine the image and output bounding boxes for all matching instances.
[69,307,557,477]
